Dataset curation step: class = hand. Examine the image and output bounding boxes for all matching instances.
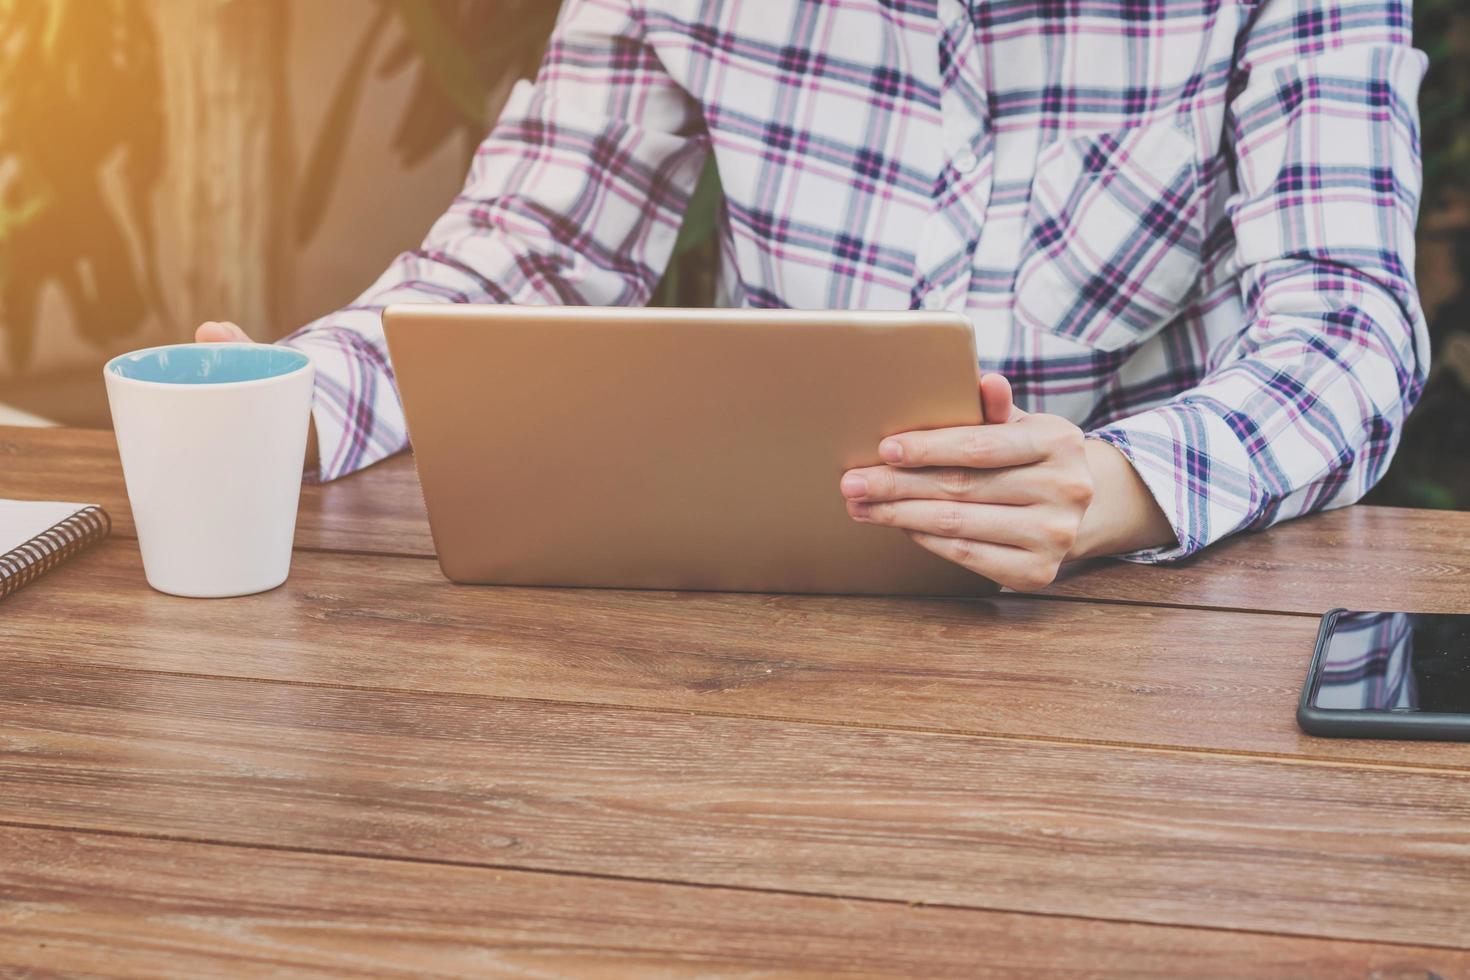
[195,321,252,343]
[840,374,1094,592]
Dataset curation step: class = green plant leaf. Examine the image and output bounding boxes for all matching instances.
[41,0,66,57]
[671,157,722,258]
[380,1,560,170]
[0,192,49,301]
[651,157,723,307]
[393,0,489,125]
[0,192,49,238]
[0,0,169,367]
[1404,478,1460,511]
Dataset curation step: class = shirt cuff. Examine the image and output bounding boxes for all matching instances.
[277,324,409,483]
[1087,403,1259,564]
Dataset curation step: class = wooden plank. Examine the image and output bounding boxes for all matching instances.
[3,664,1469,948]
[1045,504,1470,616]
[5,827,1466,979]
[9,541,1470,772]
[6,425,1470,615]
[0,425,432,556]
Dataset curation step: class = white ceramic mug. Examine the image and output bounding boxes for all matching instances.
[104,343,315,598]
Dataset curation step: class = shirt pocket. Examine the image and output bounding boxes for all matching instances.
[1012,122,1206,352]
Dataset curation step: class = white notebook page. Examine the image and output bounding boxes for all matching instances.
[0,499,95,556]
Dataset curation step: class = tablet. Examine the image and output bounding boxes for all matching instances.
[383,305,997,597]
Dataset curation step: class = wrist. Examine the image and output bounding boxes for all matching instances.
[1069,438,1176,561]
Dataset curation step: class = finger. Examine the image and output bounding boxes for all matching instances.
[849,498,1055,550]
[196,321,238,342]
[195,321,250,343]
[880,420,1059,469]
[980,373,1024,424]
[839,464,1051,505]
[906,530,1060,593]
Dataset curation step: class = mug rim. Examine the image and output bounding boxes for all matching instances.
[103,342,313,391]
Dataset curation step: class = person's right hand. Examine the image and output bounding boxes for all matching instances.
[195,321,252,343]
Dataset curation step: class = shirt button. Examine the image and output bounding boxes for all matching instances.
[923,292,947,311]
[953,148,980,174]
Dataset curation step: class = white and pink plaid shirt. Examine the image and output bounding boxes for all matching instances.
[282,0,1427,561]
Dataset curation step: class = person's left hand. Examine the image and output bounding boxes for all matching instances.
[840,374,1094,592]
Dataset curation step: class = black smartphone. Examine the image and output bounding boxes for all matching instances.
[1298,609,1470,740]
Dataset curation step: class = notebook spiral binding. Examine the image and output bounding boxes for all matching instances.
[0,505,112,602]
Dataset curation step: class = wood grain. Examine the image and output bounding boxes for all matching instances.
[8,541,1470,772]
[6,425,1470,615]
[7,827,1465,979]
[1045,504,1470,615]
[0,425,432,556]
[3,663,1469,948]
[11,431,1468,970]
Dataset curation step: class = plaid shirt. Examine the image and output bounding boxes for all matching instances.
[283,0,1428,561]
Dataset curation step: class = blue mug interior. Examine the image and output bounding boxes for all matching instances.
[107,344,309,385]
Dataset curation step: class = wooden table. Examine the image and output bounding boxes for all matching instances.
[3,425,1469,977]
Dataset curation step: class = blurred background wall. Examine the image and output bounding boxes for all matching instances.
[0,0,1466,512]
[0,0,557,422]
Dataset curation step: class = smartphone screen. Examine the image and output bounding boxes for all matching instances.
[1311,611,1470,713]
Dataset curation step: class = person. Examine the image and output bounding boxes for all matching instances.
[197,0,1427,592]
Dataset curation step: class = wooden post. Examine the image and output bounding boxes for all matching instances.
[150,0,293,340]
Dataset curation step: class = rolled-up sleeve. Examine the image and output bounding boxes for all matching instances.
[281,0,709,481]
[1091,0,1429,561]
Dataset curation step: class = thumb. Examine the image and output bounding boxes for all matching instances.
[979,372,1027,423]
[195,321,252,343]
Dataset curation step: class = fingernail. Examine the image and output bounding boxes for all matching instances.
[879,440,903,464]
[849,502,870,520]
[840,473,868,498]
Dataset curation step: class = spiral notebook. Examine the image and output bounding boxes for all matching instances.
[0,499,112,602]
